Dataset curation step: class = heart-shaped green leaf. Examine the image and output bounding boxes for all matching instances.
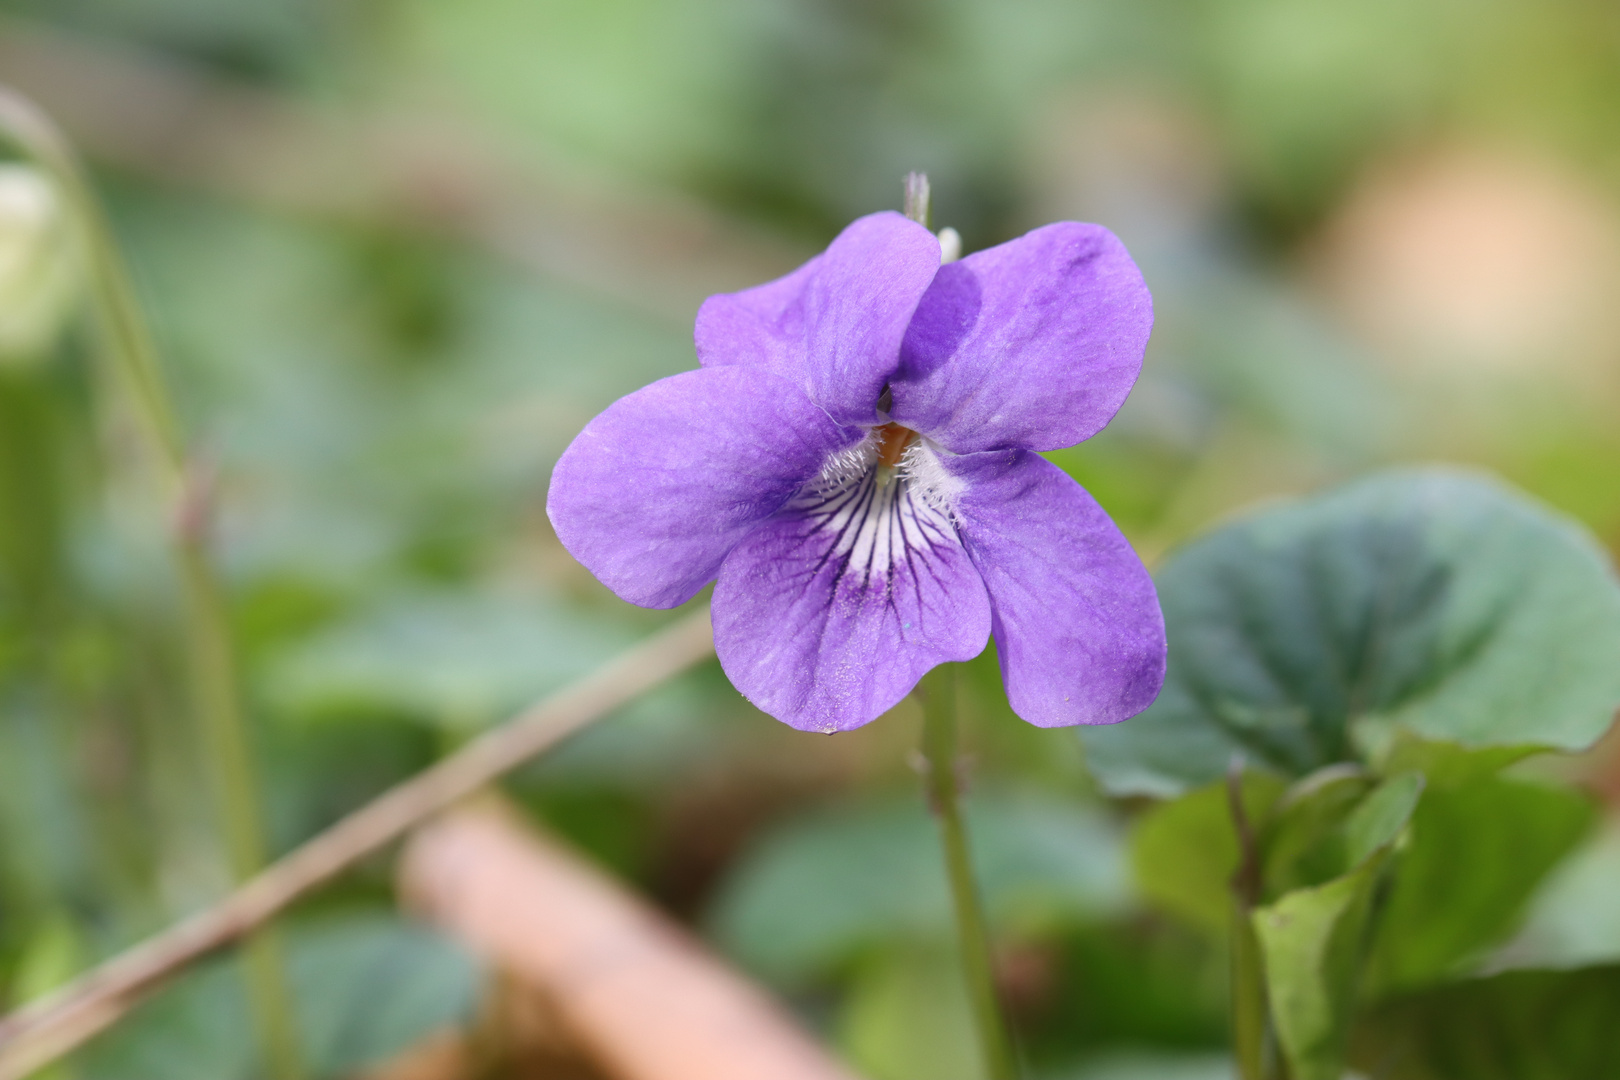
[1083,468,1620,796]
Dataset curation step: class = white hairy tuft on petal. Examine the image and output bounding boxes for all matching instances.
[897,437,966,520]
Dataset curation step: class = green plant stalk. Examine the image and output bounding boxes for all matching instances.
[0,88,307,1080]
[176,545,306,1080]
[919,664,1018,1080]
[1230,901,1271,1080]
[906,166,1015,1076]
[1227,761,1284,1080]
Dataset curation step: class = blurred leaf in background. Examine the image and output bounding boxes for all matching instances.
[1351,964,1620,1080]
[711,792,1129,987]
[1364,775,1594,995]
[267,588,634,730]
[76,913,484,1080]
[1492,813,1620,973]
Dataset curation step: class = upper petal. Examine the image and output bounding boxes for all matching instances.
[713,444,991,732]
[693,258,817,381]
[946,449,1165,727]
[695,211,942,426]
[889,222,1152,454]
[546,367,860,609]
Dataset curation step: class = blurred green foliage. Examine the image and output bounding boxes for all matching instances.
[79,914,483,1080]
[710,793,1129,985]
[0,0,1618,1078]
[1352,964,1620,1079]
[1093,475,1620,1080]
[1082,470,1620,796]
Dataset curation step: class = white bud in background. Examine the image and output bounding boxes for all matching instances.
[936,226,962,265]
[0,163,81,366]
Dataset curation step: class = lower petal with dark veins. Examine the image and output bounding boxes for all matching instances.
[712,463,991,732]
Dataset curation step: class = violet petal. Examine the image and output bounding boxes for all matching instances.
[890,222,1152,453]
[546,367,859,609]
[712,458,992,731]
[696,211,941,425]
[948,448,1165,727]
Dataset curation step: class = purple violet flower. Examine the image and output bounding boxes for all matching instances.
[547,211,1167,733]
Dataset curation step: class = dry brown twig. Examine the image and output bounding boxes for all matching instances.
[0,607,716,1080]
[401,805,861,1080]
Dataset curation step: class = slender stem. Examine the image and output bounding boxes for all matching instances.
[1229,901,1269,1080]
[0,608,716,1080]
[918,664,1017,1080]
[1227,758,1277,1080]
[0,88,306,1080]
[175,540,305,1080]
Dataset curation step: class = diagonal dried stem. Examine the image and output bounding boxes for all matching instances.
[3,81,308,1078]
[0,606,716,1080]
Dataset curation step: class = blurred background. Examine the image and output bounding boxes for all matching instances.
[1,1,1619,1078]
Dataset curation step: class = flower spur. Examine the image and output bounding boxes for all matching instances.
[547,209,1166,732]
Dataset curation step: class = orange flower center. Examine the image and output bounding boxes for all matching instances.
[875,422,917,468]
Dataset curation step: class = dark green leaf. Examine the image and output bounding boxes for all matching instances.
[1083,468,1620,796]
[1365,778,1595,995]
[1350,965,1620,1079]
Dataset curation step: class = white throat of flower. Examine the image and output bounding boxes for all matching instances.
[782,426,968,595]
[804,428,964,523]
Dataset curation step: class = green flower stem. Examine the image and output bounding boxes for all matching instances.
[176,541,306,1080]
[1230,901,1271,1080]
[0,88,307,1080]
[906,168,1013,1074]
[919,664,1018,1080]
[1227,760,1280,1080]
